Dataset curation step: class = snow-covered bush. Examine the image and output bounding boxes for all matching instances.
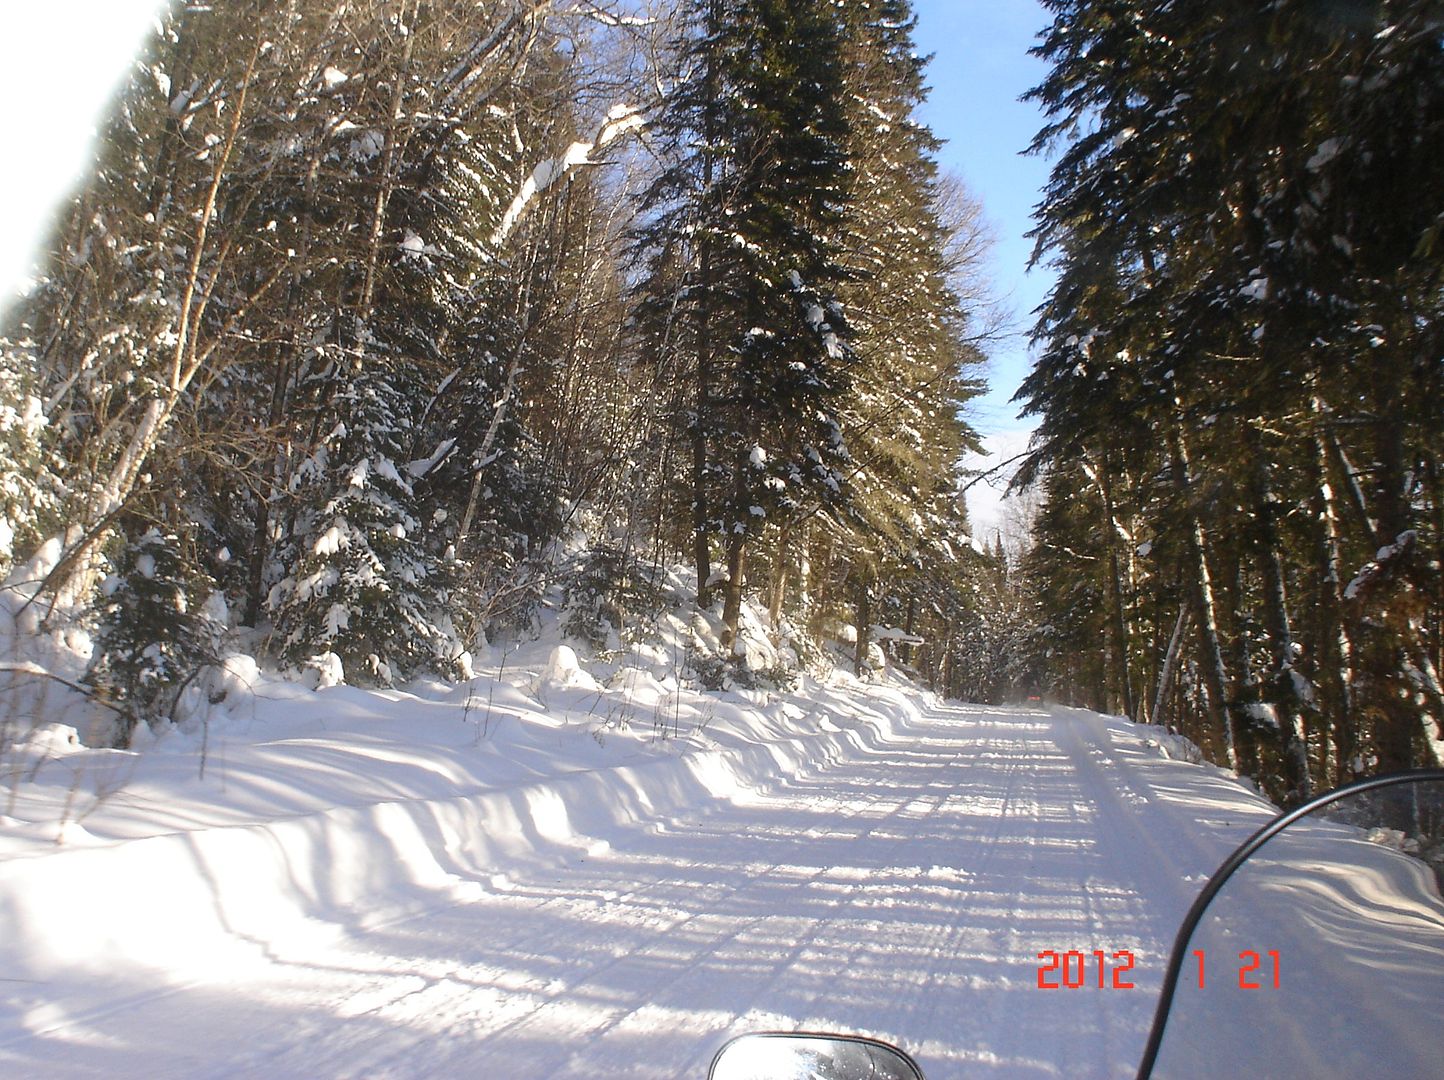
[0,340,63,572]
[86,529,222,745]
[561,545,665,653]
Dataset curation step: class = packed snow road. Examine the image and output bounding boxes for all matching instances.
[0,698,1275,1078]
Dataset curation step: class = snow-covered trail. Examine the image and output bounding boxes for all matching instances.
[0,702,1274,1079]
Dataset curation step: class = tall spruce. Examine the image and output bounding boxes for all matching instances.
[824,0,985,671]
[632,0,856,650]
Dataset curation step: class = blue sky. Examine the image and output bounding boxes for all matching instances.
[914,0,1055,436]
[911,0,1057,534]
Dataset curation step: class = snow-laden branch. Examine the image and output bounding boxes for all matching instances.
[439,5,545,114]
[563,1,658,26]
[0,662,132,719]
[490,104,645,247]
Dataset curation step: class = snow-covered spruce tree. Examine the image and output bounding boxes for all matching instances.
[631,0,856,652]
[86,529,220,746]
[269,344,458,686]
[809,0,987,667]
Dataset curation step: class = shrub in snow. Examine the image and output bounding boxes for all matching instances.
[214,653,264,704]
[687,611,799,693]
[301,650,346,690]
[86,529,222,746]
[561,545,664,653]
[687,650,798,693]
[538,644,600,693]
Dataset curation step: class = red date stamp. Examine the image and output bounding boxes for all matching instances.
[1036,949,1136,989]
[1192,948,1281,989]
[1035,949,1281,989]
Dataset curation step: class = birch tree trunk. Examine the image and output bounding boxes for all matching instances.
[54,41,267,609]
[1170,420,1239,771]
[1310,408,1355,783]
[455,350,525,551]
[359,2,417,318]
[1150,604,1189,729]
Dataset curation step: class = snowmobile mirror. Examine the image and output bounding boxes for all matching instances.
[1141,770,1444,1079]
[709,1032,925,1080]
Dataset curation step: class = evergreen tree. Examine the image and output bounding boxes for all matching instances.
[269,349,459,684]
[0,343,62,570]
[822,0,986,662]
[632,0,857,650]
[87,529,220,744]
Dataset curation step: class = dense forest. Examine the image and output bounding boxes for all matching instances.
[3,0,1439,808]
[1019,0,1444,801]
[0,0,1016,743]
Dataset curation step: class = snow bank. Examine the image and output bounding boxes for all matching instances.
[0,652,933,1018]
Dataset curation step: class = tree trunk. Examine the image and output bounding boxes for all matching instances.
[1310,410,1356,783]
[1170,421,1239,771]
[853,575,871,677]
[720,535,747,653]
[456,348,525,551]
[809,536,833,642]
[1098,453,1136,719]
[1151,604,1189,729]
[54,40,265,608]
[1245,425,1312,802]
[767,528,789,631]
[902,594,917,667]
[243,357,291,627]
[360,5,417,317]
[1363,389,1420,775]
[690,5,720,611]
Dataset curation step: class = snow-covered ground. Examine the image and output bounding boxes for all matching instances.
[1,654,1440,1077]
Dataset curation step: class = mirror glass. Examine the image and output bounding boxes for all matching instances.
[1151,777,1444,1079]
[709,1033,924,1080]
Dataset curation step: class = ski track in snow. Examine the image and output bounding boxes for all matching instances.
[0,701,1276,1079]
